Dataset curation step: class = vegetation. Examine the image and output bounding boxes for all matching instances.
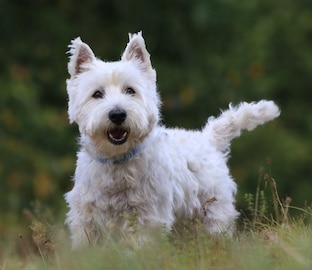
[1,171,312,269]
[0,0,311,268]
[4,224,312,269]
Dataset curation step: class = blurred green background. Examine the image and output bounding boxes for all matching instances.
[0,0,311,228]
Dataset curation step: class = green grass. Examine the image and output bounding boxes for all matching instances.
[2,220,311,270]
[1,170,312,270]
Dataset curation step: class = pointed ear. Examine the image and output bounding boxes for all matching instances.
[121,31,152,70]
[67,37,96,76]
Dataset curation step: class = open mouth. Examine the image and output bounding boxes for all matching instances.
[107,126,129,145]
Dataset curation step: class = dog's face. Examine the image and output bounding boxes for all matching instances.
[66,32,160,157]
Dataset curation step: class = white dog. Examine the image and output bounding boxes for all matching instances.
[65,32,280,248]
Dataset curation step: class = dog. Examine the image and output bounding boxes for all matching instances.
[65,32,280,248]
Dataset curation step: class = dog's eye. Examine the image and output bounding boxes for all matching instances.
[125,87,135,95]
[92,90,103,99]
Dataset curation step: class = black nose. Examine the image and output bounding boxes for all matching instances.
[109,108,127,125]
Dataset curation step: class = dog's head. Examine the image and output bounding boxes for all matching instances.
[66,32,160,157]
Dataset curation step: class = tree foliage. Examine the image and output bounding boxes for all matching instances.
[0,0,311,221]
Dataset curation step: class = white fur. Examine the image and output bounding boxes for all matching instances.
[65,32,280,248]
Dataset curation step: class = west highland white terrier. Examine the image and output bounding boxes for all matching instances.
[65,32,280,248]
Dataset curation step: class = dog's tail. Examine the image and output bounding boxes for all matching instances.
[204,100,280,152]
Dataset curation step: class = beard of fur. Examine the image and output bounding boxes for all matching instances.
[81,111,158,158]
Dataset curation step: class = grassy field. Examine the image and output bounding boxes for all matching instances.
[2,218,311,270]
[1,175,312,270]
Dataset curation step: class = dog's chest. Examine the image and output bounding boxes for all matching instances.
[94,165,149,215]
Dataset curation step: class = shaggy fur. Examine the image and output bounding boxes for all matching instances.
[65,32,280,248]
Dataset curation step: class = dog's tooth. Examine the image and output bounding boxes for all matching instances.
[109,130,127,142]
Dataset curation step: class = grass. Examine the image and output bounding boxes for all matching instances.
[1,166,312,270]
[3,221,311,270]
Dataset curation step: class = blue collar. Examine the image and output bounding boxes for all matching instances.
[96,146,140,165]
